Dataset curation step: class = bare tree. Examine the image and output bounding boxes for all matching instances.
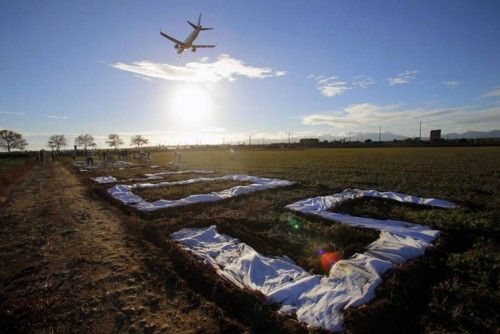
[47,134,66,152]
[75,134,96,154]
[130,135,149,148]
[106,133,124,150]
[0,129,28,154]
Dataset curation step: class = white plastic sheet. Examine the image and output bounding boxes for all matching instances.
[108,174,294,211]
[92,170,214,184]
[171,189,456,332]
[92,176,117,184]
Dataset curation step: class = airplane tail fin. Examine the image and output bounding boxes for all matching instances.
[188,13,213,30]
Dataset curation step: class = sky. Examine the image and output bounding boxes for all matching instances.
[1,0,500,149]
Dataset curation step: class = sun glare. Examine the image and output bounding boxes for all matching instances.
[171,86,211,126]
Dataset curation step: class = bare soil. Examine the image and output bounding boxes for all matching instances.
[0,162,249,333]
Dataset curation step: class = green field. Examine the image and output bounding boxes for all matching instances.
[142,147,499,332]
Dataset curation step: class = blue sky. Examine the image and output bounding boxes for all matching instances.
[1,0,499,148]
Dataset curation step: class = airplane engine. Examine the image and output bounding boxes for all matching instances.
[191,47,196,52]
[174,44,179,49]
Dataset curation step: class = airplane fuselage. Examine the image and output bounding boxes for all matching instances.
[161,14,214,56]
[177,29,200,54]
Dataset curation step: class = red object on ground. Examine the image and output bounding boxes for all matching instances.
[320,251,342,273]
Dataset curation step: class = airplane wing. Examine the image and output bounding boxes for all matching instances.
[192,44,216,48]
[160,31,183,45]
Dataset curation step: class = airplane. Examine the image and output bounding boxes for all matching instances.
[160,13,215,56]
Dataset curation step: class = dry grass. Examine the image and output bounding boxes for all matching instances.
[68,146,499,332]
[135,180,251,202]
[0,157,35,202]
[82,165,166,180]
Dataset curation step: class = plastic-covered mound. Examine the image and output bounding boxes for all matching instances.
[286,189,457,214]
[108,175,294,211]
[92,176,117,184]
[171,190,456,332]
[171,225,390,332]
[91,170,214,184]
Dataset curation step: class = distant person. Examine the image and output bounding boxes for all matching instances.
[86,154,94,166]
[38,149,45,165]
[138,150,145,163]
[175,150,181,165]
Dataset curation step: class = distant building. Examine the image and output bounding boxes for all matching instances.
[299,138,320,145]
[430,129,441,141]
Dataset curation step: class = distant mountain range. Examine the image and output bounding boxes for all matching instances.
[326,132,407,142]
[442,130,500,139]
[315,130,500,142]
[224,130,500,145]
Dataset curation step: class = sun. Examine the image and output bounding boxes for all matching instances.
[171,85,212,126]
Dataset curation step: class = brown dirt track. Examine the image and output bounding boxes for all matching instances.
[0,162,252,333]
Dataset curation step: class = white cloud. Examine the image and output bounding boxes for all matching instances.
[317,77,350,97]
[301,102,500,133]
[310,74,375,97]
[202,126,225,133]
[0,111,24,115]
[47,115,68,120]
[442,80,461,88]
[388,70,418,86]
[111,54,286,82]
[134,74,153,82]
[482,86,500,98]
[352,75,377,88]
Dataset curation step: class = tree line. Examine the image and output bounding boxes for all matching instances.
[0,129,150,154]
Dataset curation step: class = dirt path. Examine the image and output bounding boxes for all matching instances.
[0,162,245,333]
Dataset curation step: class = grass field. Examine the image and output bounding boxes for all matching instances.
[142,147,499,332]
[2,147,498,332]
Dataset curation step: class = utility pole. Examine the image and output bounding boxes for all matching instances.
[286,131,292,144]
[419,121,422,141]
[249,135,252,146]
[378,126,382,143]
